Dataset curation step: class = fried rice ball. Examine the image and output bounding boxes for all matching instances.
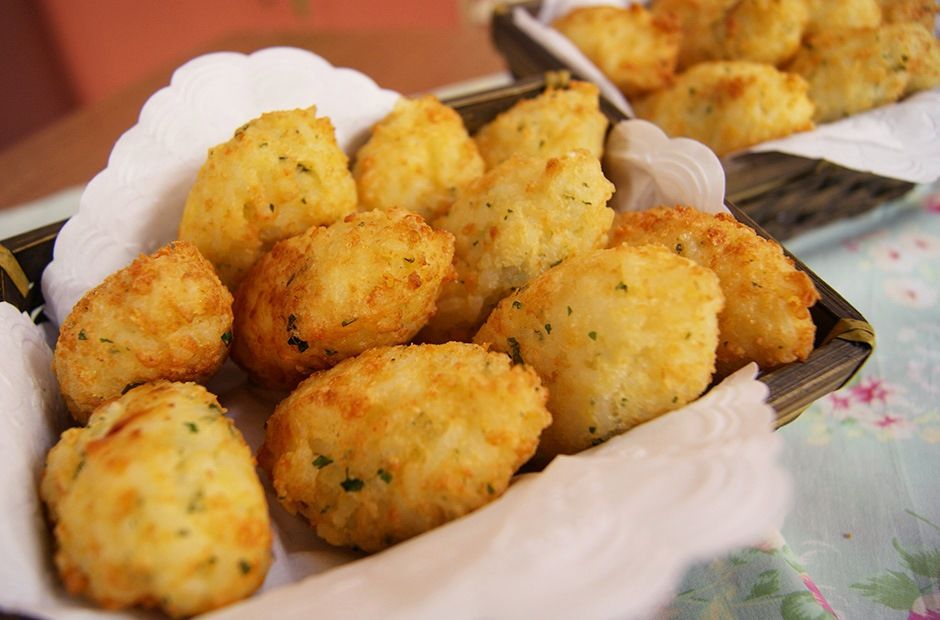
[803,0,882,35]
[878,0,938,29]
[551,6,681,99]
[40,381,272,617]
[53,241,233,423]
[258,342,551,552]
[608,206,820,378]
[472,81,609,170]
[353,95,484,221]
[231,208,455,390]
[715,0,809,66]
[632,60,815,156]
[905,24,940,94]
[179,106,357,290]
[421,150,615,342]
[474,244,723,462]
[787,23,940,123]
[651,0,736,69]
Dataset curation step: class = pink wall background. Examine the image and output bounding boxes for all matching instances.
[1,0,476,148]
[39,0,464,104]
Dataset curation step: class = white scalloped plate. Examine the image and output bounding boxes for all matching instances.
[523,0,940,184]
[6,48,790,620]
[41,47,401,326]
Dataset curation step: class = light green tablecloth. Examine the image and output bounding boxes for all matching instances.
[664,181,940,620]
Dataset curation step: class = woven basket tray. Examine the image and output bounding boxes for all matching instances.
[0,75,874,429]
[490,1,916,240]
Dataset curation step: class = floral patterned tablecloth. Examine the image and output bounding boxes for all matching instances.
[662,181,940,620]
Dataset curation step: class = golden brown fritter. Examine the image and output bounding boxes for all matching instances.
[472,81,609,170]
[40,382,272,618]
[878,0,938,29]
[258,342,551,552]
[651,0,737,69]
[902,23,940,94]
[231,208,455,390]
[353,95,484,220]
[804,0,882,35]
[179,106,357,290]
[421,150,615,342]
[716,0,809,66]
[632,60,814,156]
[787,23,940,122]
[53,241,233,423]
[552,6,681,99]
[609,206,820,378]
[475,244,723,463]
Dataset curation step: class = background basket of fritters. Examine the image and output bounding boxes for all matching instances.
[2,73,873,429]
[490,1,917,241]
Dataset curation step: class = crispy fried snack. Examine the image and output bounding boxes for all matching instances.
[353,95,484,220]
[422,150,615,342]
[551,6,681,99]
[902,23,940,94]
[878,0,938,29]
[258,342,551,552]
[804,0,882,35]
[179,106,357,290]
[472,81,609,170]
[40,382,272,617]
[475,244,723,462]
[632,60,814,156]
[716,0,809,66]
[53,241,233,423]
[231,208,454,390]
[651,0,736,69]
[609,206,820,378]
[787,23,940,122]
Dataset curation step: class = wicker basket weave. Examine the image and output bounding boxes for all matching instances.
[490,1,916,240]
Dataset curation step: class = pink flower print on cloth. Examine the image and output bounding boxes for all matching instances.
[870,230,940,272]
[862,413,919,439]
[851,377,891,405]
[841,378,917,440]
[885,278,939,308]
[899,231,940,257]
[804,375,940,443]
[925,191,940,214]
[872,242,921,272]
[800,574,839,618]
[910,593,940,620]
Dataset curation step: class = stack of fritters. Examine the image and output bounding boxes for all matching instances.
[553,0,940,154]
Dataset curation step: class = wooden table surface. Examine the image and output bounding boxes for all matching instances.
[0,24,507,211]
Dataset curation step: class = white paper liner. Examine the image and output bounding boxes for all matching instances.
[521,0,940,184]
[8,47,788,619]
[0,305,69,616]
